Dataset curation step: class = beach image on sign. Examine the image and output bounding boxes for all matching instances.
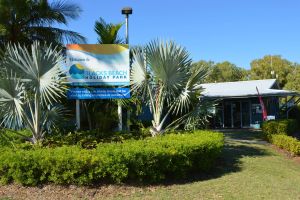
[66,44,130,86]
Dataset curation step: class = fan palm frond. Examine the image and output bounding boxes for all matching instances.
[166,99,216,131]
[131,40,210,135]
[146,40,192,100]
[4,41,66,105]
[42,104,69,135]
[0,76,24,129]
[131,48,148,93]
[172,66,208,115]
[0,42,67,143]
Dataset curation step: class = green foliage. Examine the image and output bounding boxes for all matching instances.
[131,40,210,135]
[286,105,300,127]
[277,119,298,135]
[284,67,300,92]
[0,0,85,46]
[0,42,66,143]
[0,129,31,147]
[0,130,224,185]
[94,17,123,44]
[262,119,298,140]
[80,100,119,131]
[87,18,128,131]
[250,55,296,88]
[262,119,300,155]
[262,120,279,140]
[193,61,248,83]
[271,134,300,156]
[42,129,151,149]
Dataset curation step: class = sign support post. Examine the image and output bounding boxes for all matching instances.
[118,101,122,131]
[76,99,80,130]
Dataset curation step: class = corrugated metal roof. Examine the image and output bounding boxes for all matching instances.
[198,79,298,99]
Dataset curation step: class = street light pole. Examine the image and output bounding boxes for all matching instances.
[122,7,132,43]
[118,7,132,132]
[125,13,129,43]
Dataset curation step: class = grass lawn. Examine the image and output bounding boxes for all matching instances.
[1,130,300,200]
[114,130,300,200]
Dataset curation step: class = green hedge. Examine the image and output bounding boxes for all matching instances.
[262,119,298,140]
[0,130,224,186]
[271,134,300,156]
[0,129,31,147]
[262,119,300,155]
[0,129,151,149]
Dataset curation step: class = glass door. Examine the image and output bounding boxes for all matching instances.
[232,102,241,128]
[241,101,250,127]
[224,102,232,128]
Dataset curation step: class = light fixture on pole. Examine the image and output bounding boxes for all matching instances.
[122,7,132,44]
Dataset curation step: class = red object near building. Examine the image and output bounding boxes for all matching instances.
[256,87,268,121]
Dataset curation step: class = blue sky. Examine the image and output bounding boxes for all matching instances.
[61,0,300,69]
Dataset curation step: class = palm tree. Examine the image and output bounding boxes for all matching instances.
[0,0,85,46]
[94,17,125,131]
[131,40,210,136]
[94,17,123,44]
[0,41,66,143]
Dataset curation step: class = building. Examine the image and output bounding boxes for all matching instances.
[199,79,299,128]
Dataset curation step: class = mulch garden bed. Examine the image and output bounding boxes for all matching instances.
[0,184,158,200]
[270,144,300,165]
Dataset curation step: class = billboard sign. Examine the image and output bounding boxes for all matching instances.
[66,44,130,86]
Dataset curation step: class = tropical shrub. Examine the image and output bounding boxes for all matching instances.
[0,42,66,144]
[262,119,297,140]
[0,130,224,186]
[0,128,152,149]
[42,129,151,149]
[271,134,300,156]
[131,40,211,136]
[262,119,300,155]
[0,129,31,147]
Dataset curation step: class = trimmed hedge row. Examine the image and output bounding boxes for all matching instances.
[262,119,297,140]
[0,130,224,186]
[271,134,300,156]
[262,119,300,155]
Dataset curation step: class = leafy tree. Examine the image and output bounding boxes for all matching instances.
[131,40,210,136]
[0,42,66,144]
[210,61,247,82]
[284,66,300,92]
[191,60,214,74]
[192,60,248,83]
[0,0,85,46]
[250,55,296,88]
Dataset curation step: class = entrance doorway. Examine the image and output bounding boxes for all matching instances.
[223,101,251,128]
